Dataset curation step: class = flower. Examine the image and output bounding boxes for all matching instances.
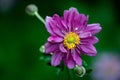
[92,52,120,80]
[44,7,101,69]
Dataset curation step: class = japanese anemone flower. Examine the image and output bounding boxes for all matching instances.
[44,7,101,69]
[92,52,120,80]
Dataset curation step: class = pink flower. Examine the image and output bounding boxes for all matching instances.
[92,52,120,80]
[45,7,101,69]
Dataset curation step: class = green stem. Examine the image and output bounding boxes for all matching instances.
[34,11,45,24]
[66,67,73,80]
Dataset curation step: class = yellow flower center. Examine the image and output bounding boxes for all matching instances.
[64,32,80,49]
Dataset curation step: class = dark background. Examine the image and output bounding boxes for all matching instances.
[0,0,120,80]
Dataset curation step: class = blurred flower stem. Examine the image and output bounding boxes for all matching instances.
[66,67,73,80]
[34,11,45,24]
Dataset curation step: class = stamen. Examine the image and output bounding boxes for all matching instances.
[64,32,80,49]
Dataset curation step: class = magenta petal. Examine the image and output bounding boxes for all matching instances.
[79,44,97,56]
[45,16,56,36]
[53,14,67,31]
[79,32,92,38]
[48,36,63,43]
[45,42,59,53]
[59,44,67,53]
[67,8,79,28]
[81,36,99,44]
[67,59,75,69]
[45,16,64,37]
[73,15,88,31]
[63,8,78,28]
[51,52,62,66]
[75,14,88,30]
[52,14,61,26]
[86,23,102,34]
[65,53,75,69]
[72,49,82,66]
[63,7,79,25]
[63,7,88,31]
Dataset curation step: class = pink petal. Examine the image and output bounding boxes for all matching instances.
[73,15,88,31]
[45,16,64,37]
[52,14,67,32]
[81,36,99,44]
[63,7,88,31]
[86,23,102,34]
[79,44,97,56]
[67,59,75,69]
[71,49,82,66]
[51,52,62,66]
[67,8,79,29]
[59,44,67,53]
[52,14,61,25]
[65,53,75,69]
[79,32,92,38]
[48,36,63,43]
[64,7,79,21]
[45,16,56,36]
[45,42,59,54]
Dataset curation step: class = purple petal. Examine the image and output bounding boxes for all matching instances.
[64,7,79,21]
[81,36,99,44]
[67,59,75,69]
[64,52,75,69]
[45,16,64,37]
[48,36,63,43]
[45,16,56,36]
[63,7,88,31]
[79,32,92,38]
[86,23,102,35]
[67,8,79,30]
[52,14,67,32]
[59,44,67,53]
[73,15,88,32]
[71,49,82,66]
[52,14,61,26]
[78,44,97,56]
[74,14,88,31]
[45,42,59,53]
[51,52,62,66]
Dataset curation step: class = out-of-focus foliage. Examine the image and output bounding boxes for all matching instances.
[0,0,120,80]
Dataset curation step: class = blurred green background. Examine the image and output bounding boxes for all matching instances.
[0,0,120,80]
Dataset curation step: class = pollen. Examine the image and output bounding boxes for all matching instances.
[64,32,80,49]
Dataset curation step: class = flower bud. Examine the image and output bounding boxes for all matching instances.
[74,65,86,77]
[39,45,45,53]
[26,4,38,16]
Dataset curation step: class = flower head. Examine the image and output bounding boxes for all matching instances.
[92,52,120,80]
[44,7,101,69]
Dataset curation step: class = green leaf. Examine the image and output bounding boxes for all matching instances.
[86,68,93,74]
[82,60,88,68]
